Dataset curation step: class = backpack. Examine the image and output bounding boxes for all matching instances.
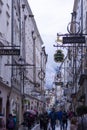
[7,118,15,128]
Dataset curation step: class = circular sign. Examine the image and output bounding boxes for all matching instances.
[38,70,45,80]
[67,21,80,34]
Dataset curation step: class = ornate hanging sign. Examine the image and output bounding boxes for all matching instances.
[0,49,20,55]
[38,70,45,80]
[54,49,64,63]
[67,21,80,34]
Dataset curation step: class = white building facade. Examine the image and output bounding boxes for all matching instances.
[67,0,87,111]
[0,0,47,123]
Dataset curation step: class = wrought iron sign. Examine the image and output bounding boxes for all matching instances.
[38,70,45,80]
[54,81,63,86]
[54,49,64,63]
[63,36,85,44]
[0,49,20,55]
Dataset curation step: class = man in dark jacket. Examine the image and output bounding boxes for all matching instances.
[39,112,44,129]
[62,110,68,130]
[39,110,49,130]
[56,109,63,130]
[42,111,49,130]
[49,108,56,130]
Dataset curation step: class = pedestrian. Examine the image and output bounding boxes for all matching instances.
[0,114,6,130]
[48,108,56,130]
[68,109,75,120]
[6,114,15,130]
[70,116,77,130]
[56,108,63,130]
[39,112,44,129]
[62,110,68,130]
[13,115,17,130]
[42,111,49,130]
[55,108,59,127]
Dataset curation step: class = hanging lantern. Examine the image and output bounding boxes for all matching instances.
[54,50,64,62]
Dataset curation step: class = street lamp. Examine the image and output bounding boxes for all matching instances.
[18,56,26,113]
[18,56,25,95]
[32,31,36,87]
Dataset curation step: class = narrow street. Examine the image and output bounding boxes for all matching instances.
[1,1,87,130]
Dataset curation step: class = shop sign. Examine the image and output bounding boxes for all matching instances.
[63,36,85,44]
[0,49,20,55]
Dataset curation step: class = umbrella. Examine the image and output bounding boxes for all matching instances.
[26,109,37,115]
[34,109,38,113]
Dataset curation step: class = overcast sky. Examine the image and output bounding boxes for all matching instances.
[28,0,74,89]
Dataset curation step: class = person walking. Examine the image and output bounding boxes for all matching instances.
[56,108,63,130]
[70,116,78,130]
[13,115,17,130]
[39,111,44,130]
[68,109,75,120]
[6,114,15,130]
[49,108,56,130]
[62,110,68,130]
[0,114,5,130]
[42,111,49,130]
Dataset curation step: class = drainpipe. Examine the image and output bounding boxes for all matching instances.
[81,0,83,74]
[11,0,14,85]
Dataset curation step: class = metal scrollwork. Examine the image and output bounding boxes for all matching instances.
[67,21,81,34]
[38,70,45,80]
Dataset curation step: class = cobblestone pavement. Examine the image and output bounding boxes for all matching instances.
[19,120,70,130]
[31,120,70,130]
[31,124,40,130]
[18,124,40,130]
[55,120,70,130]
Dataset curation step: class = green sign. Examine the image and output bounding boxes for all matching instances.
[54,50,64,62]
[0,49,20,55]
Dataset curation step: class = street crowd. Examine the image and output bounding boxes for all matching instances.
[39,107,77,130]
[0,110,38,130]
[0,107,87,130]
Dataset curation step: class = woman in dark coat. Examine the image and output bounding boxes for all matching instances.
[42,111,49,130]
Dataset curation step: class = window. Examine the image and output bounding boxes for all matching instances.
[6,11,10,18]
[6,11,10,27]
[7,21,9,26]
[17,0,20,14]
[0,9,2,14]
[6,3,9,9]
[85,12,87,33]
[0,0,3,14]
[0,0,3,6]
[0,56,2,75]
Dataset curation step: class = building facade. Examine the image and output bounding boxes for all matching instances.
[66,0,87,111]
[0,0,47,124]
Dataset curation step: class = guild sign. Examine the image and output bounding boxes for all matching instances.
[54,81,63,86]
[0,49,20,55]
[63,36,85,44]
[38,70,45,80]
